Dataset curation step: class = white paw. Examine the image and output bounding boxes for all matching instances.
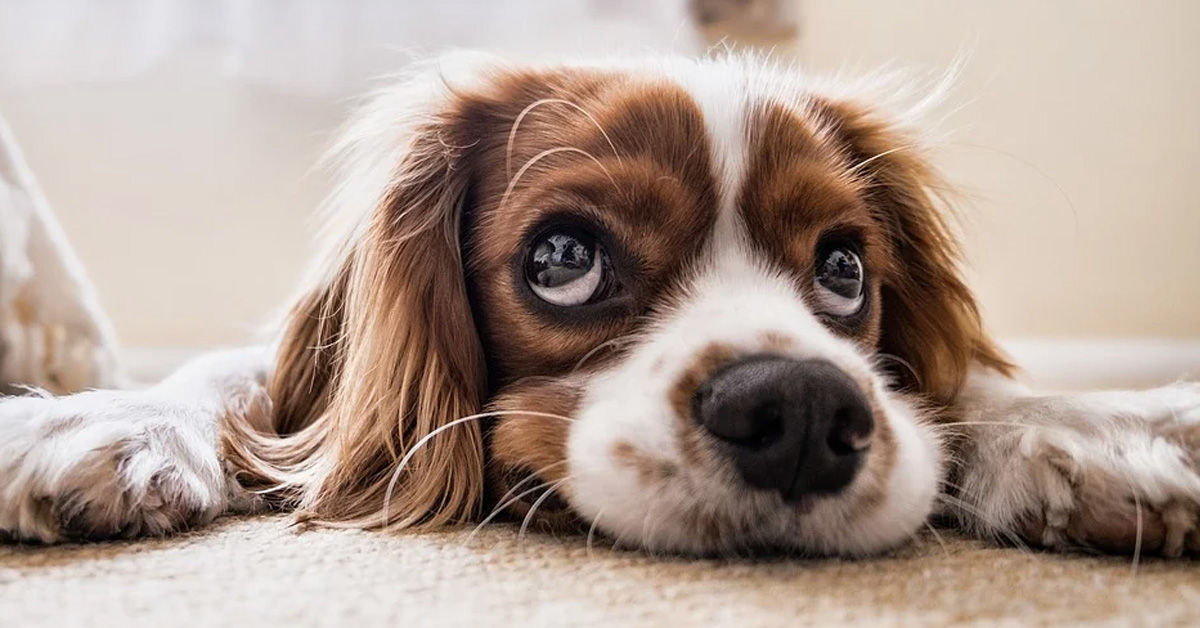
[0,390,257,543]
[955,383,1200,556]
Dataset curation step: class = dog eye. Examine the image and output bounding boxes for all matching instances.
[814,245,864,317]
[526,228,607,306]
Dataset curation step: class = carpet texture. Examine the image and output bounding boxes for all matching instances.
[2,515,1197,627]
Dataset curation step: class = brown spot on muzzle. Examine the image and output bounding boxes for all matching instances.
[612,441,680,484]
[668,343,742,466]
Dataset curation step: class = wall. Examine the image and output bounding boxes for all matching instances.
[794,0,1200,338]
[1,1,1197,347]
[0,53,337,347]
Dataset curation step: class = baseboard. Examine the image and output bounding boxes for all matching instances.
[1004,338,1200,390]
[121,339,1200,391]
[120,347,205,384]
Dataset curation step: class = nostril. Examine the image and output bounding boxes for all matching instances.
[700,401,785,447]
[827,407,874,456]
[709,402,784,448]
[695,367,787,448]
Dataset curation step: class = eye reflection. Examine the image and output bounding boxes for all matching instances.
[525,228,606,306]
[814,245,864,317]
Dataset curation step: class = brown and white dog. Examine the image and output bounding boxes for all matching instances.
[2,53,1199,557]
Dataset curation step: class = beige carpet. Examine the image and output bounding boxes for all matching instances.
[1,515,1198,628]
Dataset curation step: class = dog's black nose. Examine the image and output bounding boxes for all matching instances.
[693,356,874,501]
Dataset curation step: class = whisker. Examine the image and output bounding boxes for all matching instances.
[462,479,557,547]
[1132,485,1144,579]
[934,421,1032,429]
[249,482,295,497]
[874,352,923,389]
[586,509,606,560]
[571,335,638,374]
[472,459,569,533]
[943,141,1079,231]
[635,480,674,557]
[507,375,560,389]
[924,520,950,558]
[506,98,623,181]
[1112,463,1145,579]
[932,422,1077,438]
[1150,394,1183,424]
[519,477,572,540]
[501,146,616,211]
[937,477,973,496]
[382,410,574,526]
[845,143,922,179]
[935,492,1031,553]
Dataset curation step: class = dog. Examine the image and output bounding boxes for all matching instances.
[2,52,1198,557]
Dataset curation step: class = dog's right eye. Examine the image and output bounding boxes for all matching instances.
[525,228,609,307]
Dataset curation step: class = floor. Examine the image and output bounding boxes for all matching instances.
[2,515,1198,628]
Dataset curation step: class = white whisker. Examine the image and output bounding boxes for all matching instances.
[382,410,574,526]
[1112,463,1145,579]
[506,98,623,181]
[519,477,571,540]
[935,492,1031,553]
[924,520,950,558]
[500,146,616,211]
[571,335,639,374]
[586,509,606,560]
[873,352,923,389]
[472,460,569,533]
[463,478,556,547]
[845,144,921,179]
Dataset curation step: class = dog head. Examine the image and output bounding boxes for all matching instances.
[260,53,1009,556]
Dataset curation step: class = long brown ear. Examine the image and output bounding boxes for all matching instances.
[223,58,492,530]
[819,99,1013,404]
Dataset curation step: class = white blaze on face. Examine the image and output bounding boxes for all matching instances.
[564,61,943,556]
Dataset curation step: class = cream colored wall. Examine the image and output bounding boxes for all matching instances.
[1,1,1197,348]
[0,54,339,347]
[794,0,1200,338]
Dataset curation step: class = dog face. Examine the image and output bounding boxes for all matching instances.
[257,53,1009,556]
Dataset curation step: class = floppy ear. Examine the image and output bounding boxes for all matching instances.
[223,59,494,530]
[819,100,1012,404]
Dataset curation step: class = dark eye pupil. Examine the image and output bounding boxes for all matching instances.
[529,232,595,288]
[817,247,863,299]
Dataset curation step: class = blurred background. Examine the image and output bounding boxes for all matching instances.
[0,0,1197,383]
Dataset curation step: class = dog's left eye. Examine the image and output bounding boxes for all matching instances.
[813,245,864,317]
[525,228,607,306]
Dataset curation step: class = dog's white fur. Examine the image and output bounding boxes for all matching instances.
[564,70,939,553]
[1,54,1198,554]
[952,370,1200,556]
[0,348,266,542]
[569,239,942,555]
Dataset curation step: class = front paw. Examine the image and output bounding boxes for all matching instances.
[954,384,1200,556]
[0,392,244,543]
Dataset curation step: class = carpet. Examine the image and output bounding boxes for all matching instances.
[2,514,1198,628]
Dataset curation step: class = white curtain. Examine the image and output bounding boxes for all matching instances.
[0,0,703,95]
